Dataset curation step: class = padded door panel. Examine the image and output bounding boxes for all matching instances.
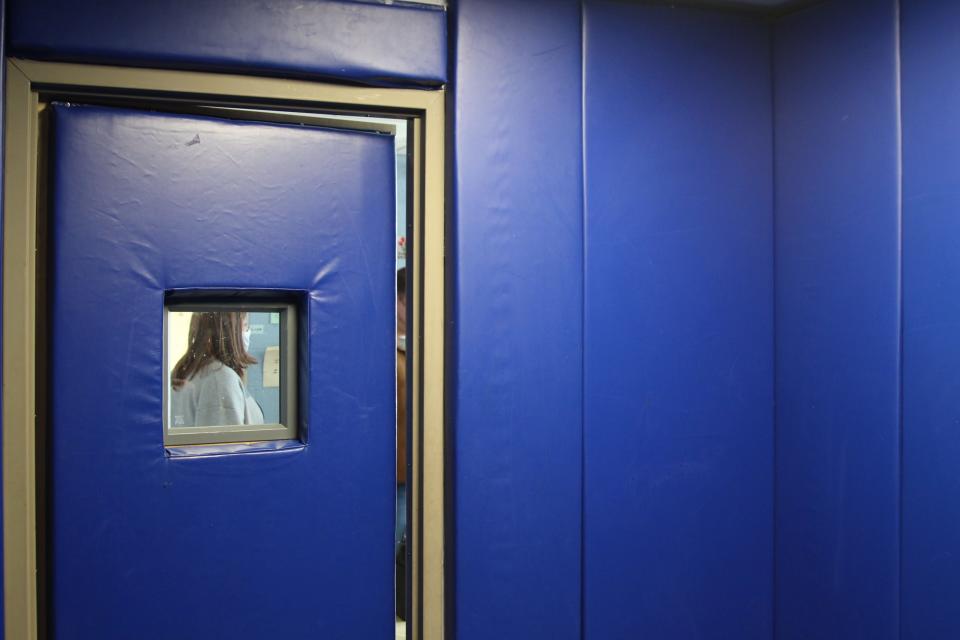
[48,105,395,639]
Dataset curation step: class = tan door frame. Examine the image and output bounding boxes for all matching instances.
[3,59,445,640]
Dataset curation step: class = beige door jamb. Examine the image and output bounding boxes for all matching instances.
[3,58,445,640]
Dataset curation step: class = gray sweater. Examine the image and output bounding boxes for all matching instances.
[170,361,264,427]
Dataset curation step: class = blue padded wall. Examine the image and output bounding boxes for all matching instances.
[8,0,446,87]
[583,3,774,638]
[773,2,901,638]
[450,1,583,638]
[901,0,960,636]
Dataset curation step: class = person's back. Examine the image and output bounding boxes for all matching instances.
[171,360,262,426]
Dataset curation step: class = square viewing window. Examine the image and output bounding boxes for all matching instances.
[163,300,297,446]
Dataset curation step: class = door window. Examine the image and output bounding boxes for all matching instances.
[164,301,297,445]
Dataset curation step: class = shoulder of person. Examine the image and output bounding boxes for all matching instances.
[200,361,243,388]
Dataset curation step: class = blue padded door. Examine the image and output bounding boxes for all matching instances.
[47,104,396,638]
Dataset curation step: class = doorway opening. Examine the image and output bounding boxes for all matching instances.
[3,60,445,640]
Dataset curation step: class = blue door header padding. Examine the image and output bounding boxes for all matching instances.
[450,0,583,638]
[583,3,774,637]
[8,0,446,87]
[48,105,395,637]
[774,1,901,638]
[901,0,960,636]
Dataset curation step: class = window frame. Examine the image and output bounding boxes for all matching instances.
[163,300,299,446]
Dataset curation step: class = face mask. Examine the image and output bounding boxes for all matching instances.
[242,327,251,352]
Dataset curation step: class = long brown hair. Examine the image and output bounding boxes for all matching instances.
[171,311,257,390]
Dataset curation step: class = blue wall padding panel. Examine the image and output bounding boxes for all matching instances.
[583,3,774,638]
[48,105,395,638]
[450,0,583,637]
[901,0,960,636]
[774,2,901,638]
[8,0,446,87]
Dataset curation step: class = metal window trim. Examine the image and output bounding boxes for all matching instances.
[162,301,299,447]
